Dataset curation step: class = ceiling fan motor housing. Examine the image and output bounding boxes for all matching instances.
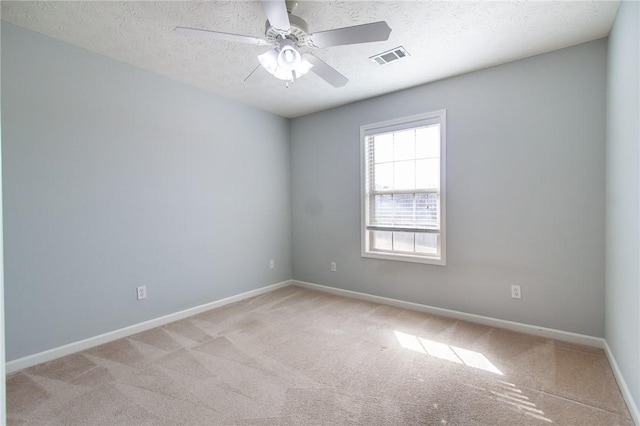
[265,14,310,47]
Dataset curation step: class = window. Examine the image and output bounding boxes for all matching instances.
[361,110,446,265]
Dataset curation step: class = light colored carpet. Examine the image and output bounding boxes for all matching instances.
[6,285,633,425]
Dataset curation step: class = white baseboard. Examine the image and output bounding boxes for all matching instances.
[6,280,292,374]
[604,341,640,425]
[293,280,605,348]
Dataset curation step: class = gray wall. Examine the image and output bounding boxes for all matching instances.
[2,23,291,361]
[606,0,640,412]
[291,40,607,337]
[0,19,6,425]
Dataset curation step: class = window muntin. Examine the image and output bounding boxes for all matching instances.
[361,111,446,265]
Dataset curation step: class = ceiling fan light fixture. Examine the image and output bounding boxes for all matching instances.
[258,40,313,82]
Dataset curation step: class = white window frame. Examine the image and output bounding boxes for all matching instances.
[360,110,447,266]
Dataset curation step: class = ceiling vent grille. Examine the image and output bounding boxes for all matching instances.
[370,46,410,65]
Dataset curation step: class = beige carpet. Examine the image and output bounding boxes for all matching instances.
[6,285,633,425]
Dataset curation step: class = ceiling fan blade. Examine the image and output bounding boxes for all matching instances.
[304,54,348,88]
[260,0,290,31]
[175,26,268,46]
[309,21,392,48]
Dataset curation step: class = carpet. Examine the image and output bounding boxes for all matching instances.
[6,285,633,425]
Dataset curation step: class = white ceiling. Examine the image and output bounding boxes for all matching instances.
[1,1,619,118]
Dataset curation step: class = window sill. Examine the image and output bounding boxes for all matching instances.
[362,250,446,266]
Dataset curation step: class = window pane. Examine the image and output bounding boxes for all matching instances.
[394,160,415,190]
[374,195,394,224]
[393,194,414,225]
[372,230,392,250]
[416,125,440,159]
[393,232,415,252]
[375,163,393,190]
[416,158,439,189]
[416,233,438,254]
[415,193,438,225]
[394,129,415,161]
[374,133,393,163]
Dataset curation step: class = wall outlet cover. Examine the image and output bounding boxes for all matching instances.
[511,285,521,299]
[137,286,147,300]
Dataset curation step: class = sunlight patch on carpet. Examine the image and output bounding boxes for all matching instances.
[393,330,503,375]
[493,380,553,423]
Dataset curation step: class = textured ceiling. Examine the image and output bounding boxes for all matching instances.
[1,1,620,118]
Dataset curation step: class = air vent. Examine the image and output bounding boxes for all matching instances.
[370,46,410,65]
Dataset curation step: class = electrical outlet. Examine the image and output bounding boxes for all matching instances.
[511,285,521,299]
[330,261,337,272]
[269,259,275,269]
[137,286,147,300]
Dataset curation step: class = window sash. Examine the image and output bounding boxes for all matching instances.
[366,191,440,231]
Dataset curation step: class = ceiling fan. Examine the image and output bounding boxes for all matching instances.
[175,0,392,88]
